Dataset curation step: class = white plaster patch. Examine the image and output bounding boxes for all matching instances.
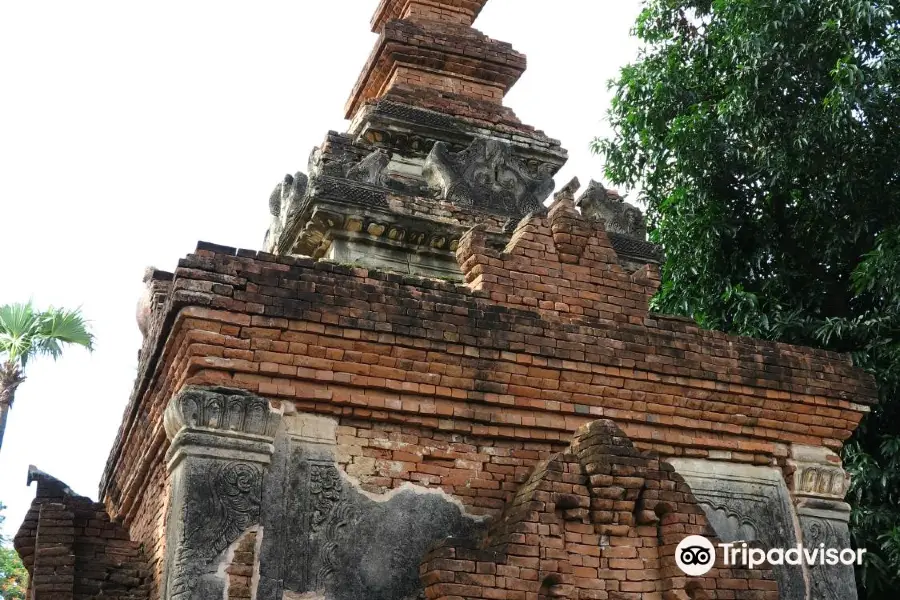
[337,470,488,523]
[250,526,263,600]
[285,413,338,445]
[214,525,258,600]
[283,591,327,600]
[387,155,425,177]
[666,458,784,485]
[790,444,840,465]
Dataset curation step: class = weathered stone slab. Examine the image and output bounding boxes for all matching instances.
[667,458,807,600]
[789,445,859,600]
[162,387,282,600]
[797,500,858,600]
[257,414,485,600]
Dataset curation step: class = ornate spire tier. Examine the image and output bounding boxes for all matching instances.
[370,0,490,31]
[264,0,658,280]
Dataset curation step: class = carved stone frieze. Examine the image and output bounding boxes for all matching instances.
[308,176,389,209]
[787,444,851,501]
[267,146,395,254]
[163,386,281,442]
[351,99,568,174]
[576,180,647,239]
[423,137,556,219]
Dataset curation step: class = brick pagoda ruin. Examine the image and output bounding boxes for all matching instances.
[14,1,877,599]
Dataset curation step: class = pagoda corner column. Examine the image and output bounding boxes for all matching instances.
[787,444,858,600]
[160,386,282,600]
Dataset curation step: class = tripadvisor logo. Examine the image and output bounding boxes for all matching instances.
[675,535,866,576]
[676,536,717,576]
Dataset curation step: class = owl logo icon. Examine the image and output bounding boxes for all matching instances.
[676,535,716,576]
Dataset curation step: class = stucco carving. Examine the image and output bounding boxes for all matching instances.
[345,149,391,186]
[788,445,858,599]
[266,173,310,253]
[787,444,851,500]
[423,137,555,218]
[255,422,484,600]
[169,461,263,600]
[307,146,391,187]
[162,387,279,600]
[309,465,342,532]
[576,179,647,239]
[163,387,281,441]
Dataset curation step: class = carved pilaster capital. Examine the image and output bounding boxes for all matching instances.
[786,445,851,502]
[163,386,283,470]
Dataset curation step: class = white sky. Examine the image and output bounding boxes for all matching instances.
[0,0,643,539]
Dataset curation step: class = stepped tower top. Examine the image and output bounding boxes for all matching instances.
[263,0,660,278]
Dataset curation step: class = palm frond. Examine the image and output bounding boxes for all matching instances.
[34,337,63,361]
[35,306,95,355]
[0,302,39,365]
[0,302,94,368]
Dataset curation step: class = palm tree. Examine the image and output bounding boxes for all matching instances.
[0,302,94,452]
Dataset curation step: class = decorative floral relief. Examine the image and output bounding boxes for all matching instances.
[804,518,847,600]
[309,465,343,532]
[169,461,262,600]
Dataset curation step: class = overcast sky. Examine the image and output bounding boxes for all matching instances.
[0,0,643,539]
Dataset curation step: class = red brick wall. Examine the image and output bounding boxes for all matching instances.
[225,529,258,600]
[420,420,780,599]
[15,482,149,600]
[372,0,490,32]
[345,19,526,120]
[336,418,566,516]
[99,202,875,596]
[126,460,168,600]
[385,65,504,104]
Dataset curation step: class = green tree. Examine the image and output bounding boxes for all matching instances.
[0,503,27,600]
[595,0,900,596]
[0,302,94,452]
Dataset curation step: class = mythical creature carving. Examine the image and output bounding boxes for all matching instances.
[308,146,392,186]
[136,266,156,337]
[346,149,391,186]
[309,464,343,532]
[575,180,647,239]
[423,137,556,218]
[170,461,263,600]
[265,172,309,253]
